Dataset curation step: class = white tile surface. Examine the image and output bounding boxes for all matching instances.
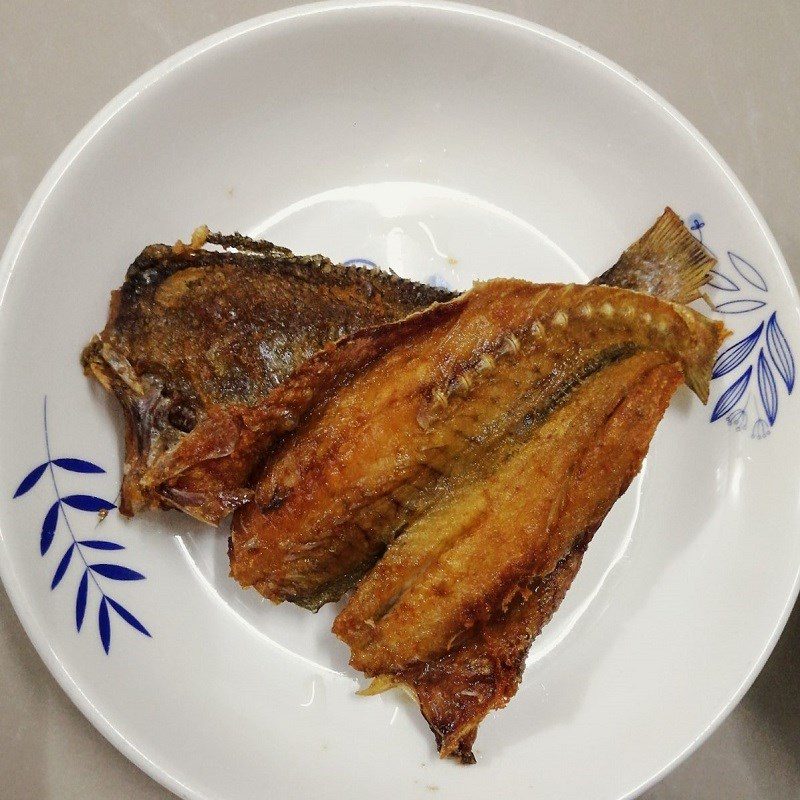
[1,2,798,798]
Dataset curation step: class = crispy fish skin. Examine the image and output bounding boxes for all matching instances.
[339,358,683,762]
[230,279,726,610]
[83,209,712,524]
[332,354,678,672]
[360,541,587,764]
[82,230,454,522]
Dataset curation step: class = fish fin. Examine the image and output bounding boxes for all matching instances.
[205,230,459,301]
[206,230,301,259]
[671,307,730,403]
[593,207,716,304]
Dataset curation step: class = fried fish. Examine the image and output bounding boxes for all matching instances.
[82,209,723,763]
[82,229,454,522]
[229,274,725,761]
[229,279,726,610]
[82,209,711,524]
[335,356,683,761]
[358,541,590,763]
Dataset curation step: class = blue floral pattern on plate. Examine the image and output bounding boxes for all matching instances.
[13,397,151,653]
[688,214,795,438]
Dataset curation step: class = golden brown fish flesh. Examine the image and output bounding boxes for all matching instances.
[383,541,590,763]
[230,271,725,760]
[336,358,683,761]
[229,279,726,611]
[82,209,712,524]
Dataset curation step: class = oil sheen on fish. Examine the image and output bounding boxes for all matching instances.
[229,279,727,611]
[81,229,454,522]
[231,276,726,760]
[335,357,683,761]
[82,208,712,524]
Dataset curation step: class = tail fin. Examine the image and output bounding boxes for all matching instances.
[592,208,716,305]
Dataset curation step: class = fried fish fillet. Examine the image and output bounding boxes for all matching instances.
[336,358,683,761]
[82,209,711,524]
[230,279,726,611]
[331,353,684,672]
[231,275,725,761]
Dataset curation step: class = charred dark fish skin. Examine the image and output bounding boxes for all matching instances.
[82,230,455,522]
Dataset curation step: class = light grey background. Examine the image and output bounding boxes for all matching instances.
[1,2,798,798]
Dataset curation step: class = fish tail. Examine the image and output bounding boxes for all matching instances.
[593,207,716,305]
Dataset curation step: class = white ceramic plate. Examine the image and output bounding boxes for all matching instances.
[1,3,798,799]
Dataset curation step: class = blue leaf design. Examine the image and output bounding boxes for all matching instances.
[712,322,763,379]
[78,540,124,551]
[62,495,115,512]
[715,299,767,314]
[766,312,795,393]
[51,543,75,589]
[728,252,767,292]
[343,258,378,269]
[89,563,145,581]
[106,597,151,637]
[33,397,148,653]
[52,458,105,474]
[711,366,752,422]
[40,501,60,555]
[757,350,778,426]
[98,597,111,654]
[706,269,739,292]
[13,463,48,498]
[76,570,89,631]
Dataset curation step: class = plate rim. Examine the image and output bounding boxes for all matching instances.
[1,3,798,799]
